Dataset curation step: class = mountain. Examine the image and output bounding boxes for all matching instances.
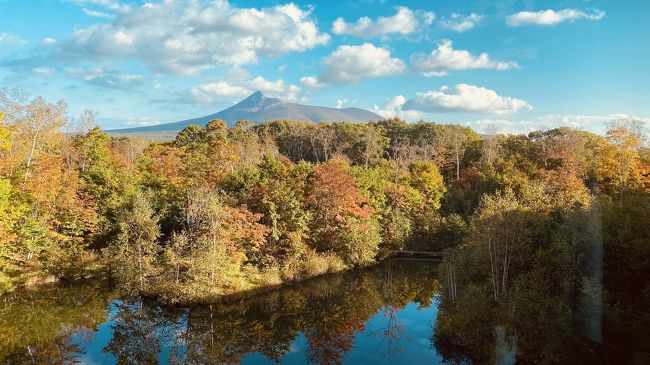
[109,91,383,134]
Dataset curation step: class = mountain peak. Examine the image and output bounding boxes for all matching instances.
[235,91,278,112]
[242,90,265,103]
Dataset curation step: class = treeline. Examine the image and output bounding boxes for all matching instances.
[0,92,649,311]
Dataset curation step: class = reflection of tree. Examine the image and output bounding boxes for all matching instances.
[103,300,162,364]
[368,260,412,357]
[4,331,85,365]
[306,320,358,365]
[432,196,617,364]
[370,305,408,357]
[0,281,113,363]
[2,261,441,364]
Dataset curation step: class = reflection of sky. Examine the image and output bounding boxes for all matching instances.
[241,301,444,365]
[71,301,190,365]
[71,301,121,365]
[71,296,444,365]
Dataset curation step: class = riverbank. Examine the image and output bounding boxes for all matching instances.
[2,246,404,304]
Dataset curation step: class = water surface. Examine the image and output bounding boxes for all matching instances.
[1,260,447,364]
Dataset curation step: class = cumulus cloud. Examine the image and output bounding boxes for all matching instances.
[332,7,434,38]
[319,43,406,84]
[187,76,301,104]
[249,76,301,101]
[66,66,144,89]
[439,13,483,32]
[188,82,251,103]
[506,8,605,26]
[403,84,532,115]
[53,1,330,74]
[372,95,424,121]
[299,76,323,88]
[0,32,27,45]
[411,40,519,76]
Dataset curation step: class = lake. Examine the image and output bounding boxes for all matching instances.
[0,259,645,364]
[1,260,451,364]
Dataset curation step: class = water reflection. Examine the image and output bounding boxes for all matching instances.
[0,280,115,364]
[1,260,443,364]
[3,258,645,364]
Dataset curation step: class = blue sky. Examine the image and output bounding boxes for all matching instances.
[1,0,649,133]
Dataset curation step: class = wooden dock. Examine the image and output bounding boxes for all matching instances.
[389,250,448,260]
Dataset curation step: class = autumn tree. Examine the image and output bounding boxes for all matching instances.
[408,160,446,210]
[107,192,160,295]
[307,159,378,265]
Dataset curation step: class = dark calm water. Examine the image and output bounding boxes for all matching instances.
[1,260,450,364]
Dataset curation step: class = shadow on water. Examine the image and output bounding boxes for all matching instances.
[0,260,444,365]
[2,258,647,364]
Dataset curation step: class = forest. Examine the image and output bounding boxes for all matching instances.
[1,91,649,360]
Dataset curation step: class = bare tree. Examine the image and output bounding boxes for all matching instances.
[481,124,500,166]
[443,125,468,180]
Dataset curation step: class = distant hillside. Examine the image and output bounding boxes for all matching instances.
[109,91,383,134]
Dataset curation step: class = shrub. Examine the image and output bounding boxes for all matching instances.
[302,253,329,277]
[323,253,347,273]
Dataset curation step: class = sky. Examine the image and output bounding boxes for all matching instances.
[1,0,649,133]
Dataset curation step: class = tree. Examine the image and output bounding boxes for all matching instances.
[307,160,379,264]
[108,192,160,295]
[597,122,646,200]
[73,127,135,232]
[179,189,267,298]
[408,161,446,210]
[174,125,204,147]
[471,189,530,301]
[442,125,469,180]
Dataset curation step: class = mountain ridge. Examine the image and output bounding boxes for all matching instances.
[110,91,383,133]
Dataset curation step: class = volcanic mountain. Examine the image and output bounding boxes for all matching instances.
[110,91,383,133]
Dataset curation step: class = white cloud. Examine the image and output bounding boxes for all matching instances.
[189,81,251,103]
[461,113,650,135]
[42,37,58,46]
[506,8,605,26]
[411,40,519,76]
[82,8,111,18]
[249,76,301,101]
[439,13,483,32]
[319,43,406,84]
[67,66,144,89]
[0,32,27,45]
[335,99,348,108]
[55,1,330,74]
[372,95,424,121]
[332,7,434,38]
[299,76,323,88]
[187,76,301,104]
[403,84,532,115]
